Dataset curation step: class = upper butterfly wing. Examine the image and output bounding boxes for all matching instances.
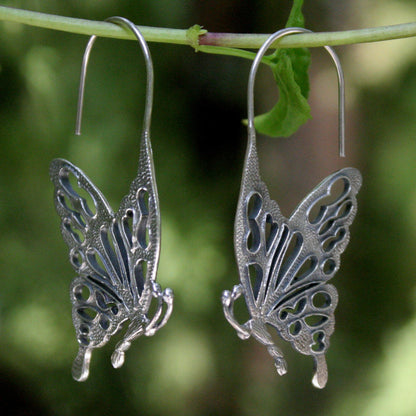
[277,167,362,290]
[50,158,126,294]
[112,133,161,311]
[234,142,287,314]
[261,168,361,338]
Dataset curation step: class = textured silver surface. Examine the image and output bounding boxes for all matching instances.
[50,139,173,381]
[50,17,173,381]
[222,28,362,388]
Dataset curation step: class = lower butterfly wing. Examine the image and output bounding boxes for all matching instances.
[70,276,128,380]
[264,282,338,388]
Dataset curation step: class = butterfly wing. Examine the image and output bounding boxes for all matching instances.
[234,141,287,315]
[50,158,131,380]
[261,168,361,387]
[50,133,169,380]
[232,144,361,387]
[107,133,170,369]
[113,133,161,311]
[263,168,361,342]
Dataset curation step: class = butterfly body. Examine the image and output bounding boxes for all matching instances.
[222,140,361,388]
[50,133,173,381]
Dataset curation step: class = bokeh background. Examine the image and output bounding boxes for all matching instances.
[1,0,416,415]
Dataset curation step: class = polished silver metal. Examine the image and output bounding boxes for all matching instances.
[76,17,153,135]
[247,27,345,157]
[222,27,361,388]
[50,16,173,382]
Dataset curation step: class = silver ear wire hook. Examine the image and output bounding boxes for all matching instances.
[247,27,346,157]
[75,16,153,137]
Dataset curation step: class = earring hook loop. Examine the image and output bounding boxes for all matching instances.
[75,16,153,138]
[247,27,345,157]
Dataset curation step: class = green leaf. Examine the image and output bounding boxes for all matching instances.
[253,0,311,138]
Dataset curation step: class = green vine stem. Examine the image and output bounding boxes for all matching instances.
[1,5,416,60]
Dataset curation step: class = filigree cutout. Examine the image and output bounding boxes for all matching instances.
[50,135,173,381]
[222,143,361,388]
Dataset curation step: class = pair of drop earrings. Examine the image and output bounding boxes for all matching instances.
[50,17,361,388]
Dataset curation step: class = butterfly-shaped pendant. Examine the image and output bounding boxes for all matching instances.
[50,132,173,381]
[222,136,361,388]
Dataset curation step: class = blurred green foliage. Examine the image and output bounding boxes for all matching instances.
[1,1,416,415]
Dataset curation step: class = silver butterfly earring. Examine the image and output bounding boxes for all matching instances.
[222,27,362,389]
[50,16,174,382]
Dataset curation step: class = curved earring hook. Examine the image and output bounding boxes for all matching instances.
[247,27,345,157]
[75,16,153,137]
